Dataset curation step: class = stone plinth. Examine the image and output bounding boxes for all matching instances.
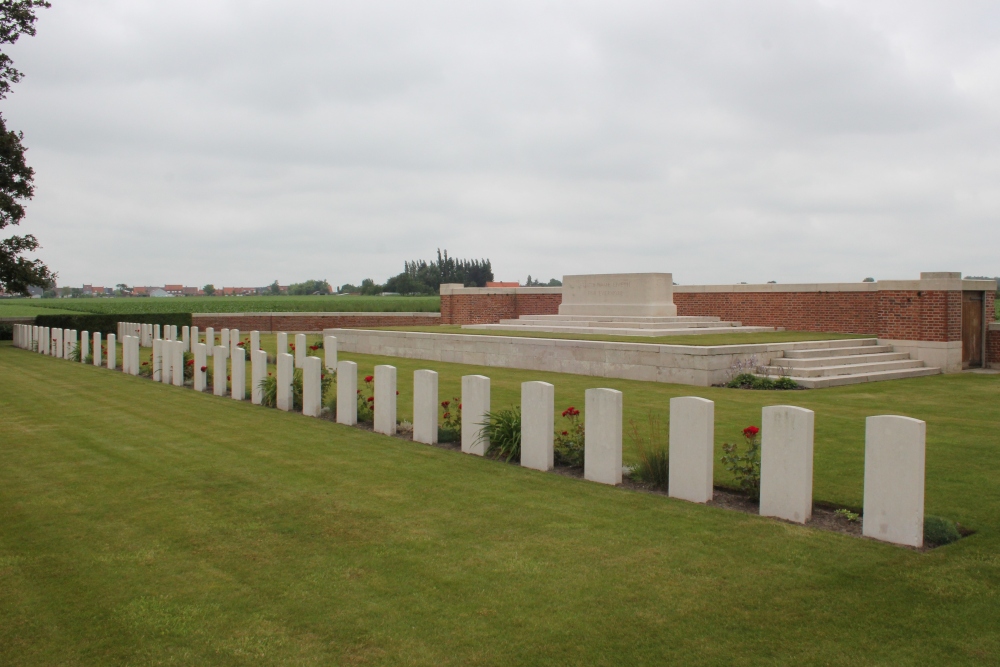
[276,353,293,410]
[559,273,676,317]
[337,360,358,425]
[231,347,245,399]
[214,345,228,396]
[760,405,815,524]
[324,335,338,371]
[413,369,438,444]
[668,396,715,503]
[374,365,397,435]
[584,388,623,485]
[521,381,554,471]
[302,356,321,417]
[863,415,926,547]
[461,375,490,455]
[251,349,266,404]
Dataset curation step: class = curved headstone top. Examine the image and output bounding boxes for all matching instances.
[559,273,676,317]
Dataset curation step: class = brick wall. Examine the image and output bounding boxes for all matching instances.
[191,312,439,332]
[673,291,878,334]
[988,323,1000,368]
[441,293,562,325]
[875,290,962,342]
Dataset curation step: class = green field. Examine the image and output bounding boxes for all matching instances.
[0,295,440,316]
[0,302,79,317]
[375,325,872,347]
[2,342,1000,664]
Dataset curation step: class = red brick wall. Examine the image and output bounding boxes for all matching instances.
[441,293,562,325]
[876,290,962,342]
[988,326,1000,368]
[192,313,439,332]
[673,291,878,334]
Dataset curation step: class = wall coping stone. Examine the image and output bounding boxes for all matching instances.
[439,284,562,296]
[192,311,440,318]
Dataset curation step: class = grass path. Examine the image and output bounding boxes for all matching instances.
[2,343,999,664]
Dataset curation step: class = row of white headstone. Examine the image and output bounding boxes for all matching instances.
[14,323,116,369]
[13,323,925,547]
[338,366,927,548]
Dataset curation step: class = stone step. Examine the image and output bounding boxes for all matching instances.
[496,319,744,329]
[517,314,723,323]
[777,366,941,389]
[772,352,911,368]
[761,359,926,378]
[783,344,892,359]
[464,323,776,336]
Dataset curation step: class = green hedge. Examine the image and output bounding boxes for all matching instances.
[34,313,193,336]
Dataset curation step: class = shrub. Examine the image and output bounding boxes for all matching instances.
[482,407,521,462]
[627,412,669,489]
[554,406,585,467]
[67,343,81,362]
[357,375,375,423]
[438,398,461,442]
[726,373,799,390]
[924,515,961,546]
[34,313,192,336]
[721,425,762,500]
[259,373,276,407]
[834,508,860,523]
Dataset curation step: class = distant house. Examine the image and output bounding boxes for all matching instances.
[149,288,173,298]
[133,286,149,296]
[221,286,258,296]
[163,284,185,296]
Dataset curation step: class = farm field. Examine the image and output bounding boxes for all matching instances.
[2,341,999,664]
[0,295,440,316]
[0,303,79,317]
[373,325,871,347]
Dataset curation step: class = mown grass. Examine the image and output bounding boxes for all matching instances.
[0,295,440,316]
[373,325,871,346]
[0,302,79,317]
[3,341,999,665]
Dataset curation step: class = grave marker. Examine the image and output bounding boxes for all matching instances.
[863,416,926,547]
[251,349,266,405]
[413,370,438,444]
[374,365,397,435]
[276,353,293,411]
[214,345,228,396]
[668,396,715,504]
[759,405,815,524]
[461,375,490,455]
[302,356,321,417]
[337,360,358,425]
[584,388,623,485]
[231,347,245,400]
[521,381,555,471]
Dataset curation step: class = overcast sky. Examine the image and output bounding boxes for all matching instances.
[5,0,1000,288]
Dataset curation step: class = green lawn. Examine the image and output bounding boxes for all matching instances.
[374,325,872,346]
[0,294,440,316]
[2,342,999,664]
[0,302,79,317]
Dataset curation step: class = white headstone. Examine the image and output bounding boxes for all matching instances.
[106,333,116,369]
[521,381,555,471]
[220,328,230,358]
[190,326,199,351]
[230,328,240,359]
[413,369,439,444]
[129,335,140,376]
[154,324,161,341]
[172,341,184,387]
[324,335,337,371]
[863,415,926,547]
[193,343,207,391]
[302,356,321,417]
[759,405,815,524]
[93,332,101,366]
[80,331,89,362]
[251,348,266,404]
[276,352,293,411]
[668,396,715,504]
[160,340,172,383]
[205,327,214,356]
[231,347,245,400]
[277,332,288,357]
[374,365,397,435]
[182,325,190,352]
[584,388,623,485]
[213,345,228,396]
[337,360,358,425]
[53,328,63,358]
[294,333,306,368]
[152,339,163,381]
[250,330,260,352]
[461,375,490,455]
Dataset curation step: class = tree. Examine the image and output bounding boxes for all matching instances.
[268,280,281,295]
[288,279,331,295]
[203,284,216,296]
[0,1,52,295]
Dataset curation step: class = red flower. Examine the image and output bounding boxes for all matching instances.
[396,391,399,395]
[357,389,362,394]
[187,359,194,366]
[561,431,568,436]
[743,425,760,438]
[142,361,148,366]
[441,400,450,408]
[227,375,231,381]
[364,375,374,383]
[458,403,462,410]
[443,412,450,419]
[367,396,374,403]
[562,406,579,418]
[200,366,207,372]
[310,345,319,351]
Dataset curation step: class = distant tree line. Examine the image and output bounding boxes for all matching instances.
[340,250,494,295]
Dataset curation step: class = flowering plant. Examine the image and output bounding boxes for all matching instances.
[554,406,585,466]
[357,374,375,422]
[722,425,762,500]
[438,398,462,442]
